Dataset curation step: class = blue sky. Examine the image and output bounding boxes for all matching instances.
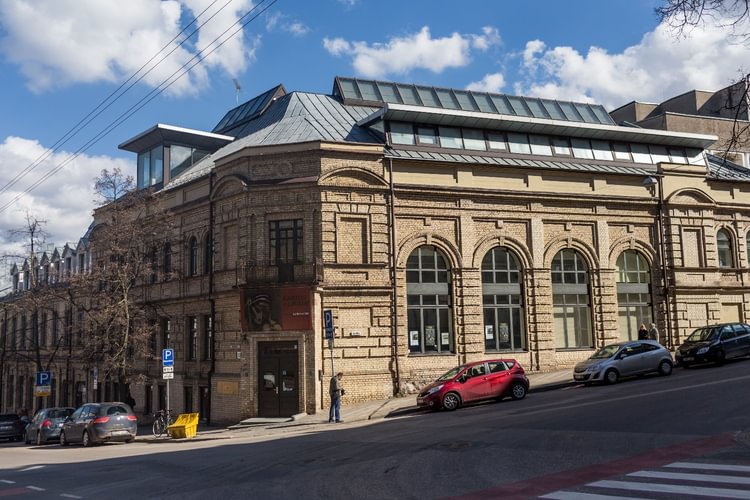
[0,0,748,283]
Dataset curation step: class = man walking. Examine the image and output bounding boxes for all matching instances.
[328,372,344,423]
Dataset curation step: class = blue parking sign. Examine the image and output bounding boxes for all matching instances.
[324,310,334,339]
[36,371,51,386]
[162,348,174,367]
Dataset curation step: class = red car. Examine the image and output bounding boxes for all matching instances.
[417,359,529,411]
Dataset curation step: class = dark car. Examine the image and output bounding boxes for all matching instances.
[60,402,137,447]
[25,407,75,445]
[676,322,750,367]
[0,414,26,442]
[417,359,529,411]
[574,340,673,384]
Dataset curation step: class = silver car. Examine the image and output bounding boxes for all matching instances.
[574,340,673,384]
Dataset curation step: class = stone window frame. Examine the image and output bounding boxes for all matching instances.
[716,228,735,268]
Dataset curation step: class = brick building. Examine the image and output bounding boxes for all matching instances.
[3,77,750,424]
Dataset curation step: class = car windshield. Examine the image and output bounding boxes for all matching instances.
[590,344,622,359]
[686,327,717,342]
[437,365,466,381]
[48,409,73,419]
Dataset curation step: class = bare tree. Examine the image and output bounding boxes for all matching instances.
[1,212,68,411]
[65,168,173,400]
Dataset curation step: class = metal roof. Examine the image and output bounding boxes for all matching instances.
[706,153,750,182]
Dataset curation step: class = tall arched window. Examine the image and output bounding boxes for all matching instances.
[551,249,592,348]
[717,229,734,268]
[616,250,652,341]
[746,232,750,268]
[482,247,525,351]
[188,237,199,276]
[163,243,172,279]
[406,245,453,354]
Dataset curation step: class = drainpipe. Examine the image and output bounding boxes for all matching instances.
[387,157,401,395]
[207,169,216,425]
[656,174,674,348]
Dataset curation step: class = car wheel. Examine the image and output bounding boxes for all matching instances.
[441,392,462,411]
[510,383,527,400]
[36,432,43,446]
[605,369,619,384]
[658,360,673,376]
[60,431,68,447]
[82,430,92,448]
[715,350,726,365]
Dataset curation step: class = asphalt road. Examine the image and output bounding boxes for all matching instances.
[2,359,750,499]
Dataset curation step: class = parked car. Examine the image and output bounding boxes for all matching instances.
[60,402,137,447]
[417,359,529,411]
[0,414,26,442]
[574,340,673,384]
[676,322,750,367]
[24,407,75,445]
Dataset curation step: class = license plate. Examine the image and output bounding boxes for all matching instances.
[574,374,585,380]
[417,397,425,404]
[0,426,10,431]
[112,430,131,436]
[682,356,694,362]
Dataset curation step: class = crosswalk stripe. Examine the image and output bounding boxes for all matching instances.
[666,461,750,473]
[0,481,13,485]
[540,491,647,499]
[629,470,750,484]
[589,479,750,499]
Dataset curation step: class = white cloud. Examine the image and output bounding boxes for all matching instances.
[466,72,506,93]
[515,16,750,109]
[287,22,310,37]
[0,136,133,287]
[0,0,259,96]
[323,26,499,79]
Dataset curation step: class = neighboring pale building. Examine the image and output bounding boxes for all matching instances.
[611,79,750,167]
[3,77,750,425]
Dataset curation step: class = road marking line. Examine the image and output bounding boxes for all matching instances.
[60,494,83,499]
[541,491,647,499]
[20,466,44,472]
[27,486,45,491]
[666,461,750,472]
[0,481,13,485]
[629,470,750,484]
[589,480,750,499]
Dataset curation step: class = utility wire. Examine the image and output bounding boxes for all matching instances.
[0,0,277,215]
[0,0,229,198]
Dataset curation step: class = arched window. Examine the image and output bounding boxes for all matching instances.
[204,235,213,274]
[717,229,734,268]
[747,232,750,268]
[163,243,172,279]
[406,245,453,354]
[551,249,592,348]
[482,247,525,351]
[188,237,199,276]
[616,250,652,341]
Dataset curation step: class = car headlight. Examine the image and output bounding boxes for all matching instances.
[586,364,601,373]
[697,347,709,355]
[426,384,444,395]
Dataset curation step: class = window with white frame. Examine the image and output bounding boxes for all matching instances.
[406,246,453,354]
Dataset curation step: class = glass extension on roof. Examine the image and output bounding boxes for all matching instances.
[213,85,281,134]
[335,77,615,126]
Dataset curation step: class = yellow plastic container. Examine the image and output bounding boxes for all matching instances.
[167,413,200,439]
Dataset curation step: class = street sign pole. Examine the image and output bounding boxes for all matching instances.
[162,348,175,411]
[324,310,335,376]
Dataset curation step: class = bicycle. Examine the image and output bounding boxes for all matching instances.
[152,409,175,437]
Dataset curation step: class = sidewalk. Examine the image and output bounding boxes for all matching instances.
[236,367,574,428]
[137,368,574,442]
